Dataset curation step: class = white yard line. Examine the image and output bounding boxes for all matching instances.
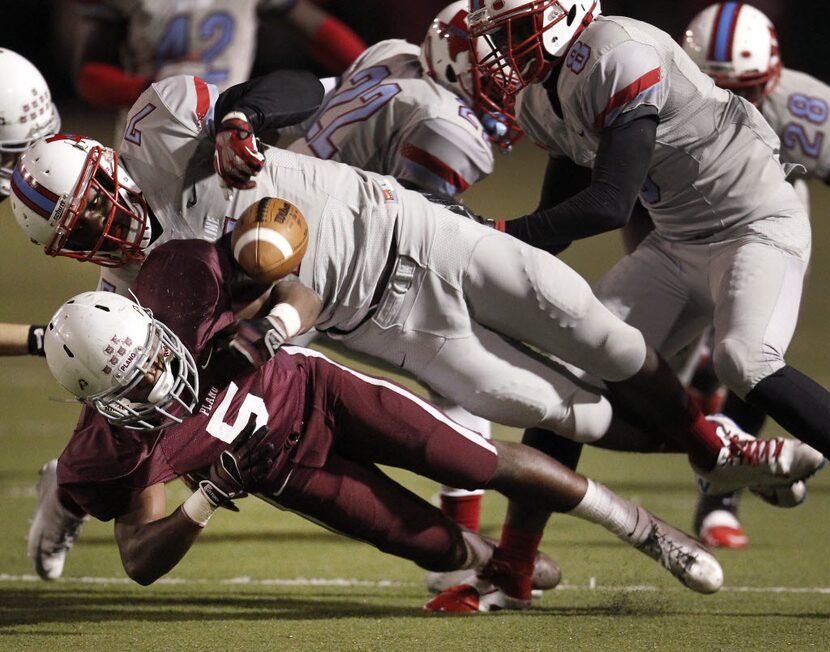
[1,573,830,593]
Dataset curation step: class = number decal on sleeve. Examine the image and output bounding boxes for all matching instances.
[783,93,827,159]
[156,12,236,86]
[305,65,401,159]
[787,94,828,124]
[565,42,591,74]
[205,382,269,443]
[782,124,824,158]
[123,103,157,145]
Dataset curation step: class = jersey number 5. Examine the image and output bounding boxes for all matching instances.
[205,381,269,443]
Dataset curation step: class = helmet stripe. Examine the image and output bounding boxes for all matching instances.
[711,2,742,63]
[10,165,57,218]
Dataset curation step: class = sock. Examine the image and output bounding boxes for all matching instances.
[722,390,767,435]
[306,15,367,74]
[683,408,725,471]
[440,493,483,533]
[747,365,830,458]
[569,478,645,543]
[486,526,543,599]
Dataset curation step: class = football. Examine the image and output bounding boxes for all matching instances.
[231,197,309,283]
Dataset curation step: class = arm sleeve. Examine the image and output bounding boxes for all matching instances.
[504,114,658,250]
[214,70,325,133]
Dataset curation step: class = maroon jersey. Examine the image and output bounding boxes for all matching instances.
[57,239,308,521]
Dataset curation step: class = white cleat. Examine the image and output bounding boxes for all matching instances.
[751,479,807,508]
[27,460,88,581]
[695,414,826,496]
[631,506,723,594]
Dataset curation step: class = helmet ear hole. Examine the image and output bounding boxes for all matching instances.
[445,65,458,84]
[567,5,577,26]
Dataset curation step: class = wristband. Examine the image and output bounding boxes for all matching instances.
[267,303,302,339]
[219,111,251,128]
[28,325,46,357]
[181,488,218,527]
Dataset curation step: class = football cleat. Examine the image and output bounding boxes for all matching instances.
[629,506,723,594]
[699,509,749,549]
[424,576,531,613]
[751,479,807,508]
[27,460,88,581]
[694,414,826,496]
[426,547,562,594]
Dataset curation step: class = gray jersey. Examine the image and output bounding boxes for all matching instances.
[100,76,658,442]
[516,15,802,242]
[79,0,287,90]
[111,75,399,330]
[763,67,830,182]
[288,39,493,196]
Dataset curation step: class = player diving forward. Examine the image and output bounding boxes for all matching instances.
[11,72,822,600]
[10,69,325,581]
[438,0,829,612]
[41,237,725,600]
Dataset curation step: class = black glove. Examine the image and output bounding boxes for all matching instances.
[215,316,287,371]
[199,417,275,507]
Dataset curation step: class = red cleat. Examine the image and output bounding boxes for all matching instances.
[699,510,749,549]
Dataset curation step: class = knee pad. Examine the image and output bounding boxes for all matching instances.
[540,389,613,443]
[596,320,647,382]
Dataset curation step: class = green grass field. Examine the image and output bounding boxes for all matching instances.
[1,103,829,650]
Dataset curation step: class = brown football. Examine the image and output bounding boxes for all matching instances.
[231,197,309,283]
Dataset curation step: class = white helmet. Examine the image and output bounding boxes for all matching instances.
[420,1,481,105]
[0,48,61,196]
[420,1,523,149]
[10,134,150,266]
[44,291,199,431]
[467,0,601,95]
[683,3,781,105]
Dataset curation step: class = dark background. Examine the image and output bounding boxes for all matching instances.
[2,1,828,102]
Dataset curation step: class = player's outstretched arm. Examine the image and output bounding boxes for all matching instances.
[114,420,275,585]
[0,323,45,356]
[113,483,202,586]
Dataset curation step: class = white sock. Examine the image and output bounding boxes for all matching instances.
[568,478,645,543]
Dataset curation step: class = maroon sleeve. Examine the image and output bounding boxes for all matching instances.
[133,240,236,360]
[56,408,178,521]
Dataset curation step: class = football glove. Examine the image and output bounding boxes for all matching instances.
[199,417,275,508]
[223,316,288,370]
[214,111,265,190]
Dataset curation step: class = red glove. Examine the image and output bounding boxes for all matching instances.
[213,111,265,190]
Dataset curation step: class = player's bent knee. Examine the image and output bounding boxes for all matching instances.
[596,321,647,382]
[712,337,781,399]
[568,391,614,443]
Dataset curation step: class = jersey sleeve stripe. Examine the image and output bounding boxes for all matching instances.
[11,165,57,218]
[709,2,742,63]
[193,77,212,131]
[595,67,662,129]
[400,143,470,195]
